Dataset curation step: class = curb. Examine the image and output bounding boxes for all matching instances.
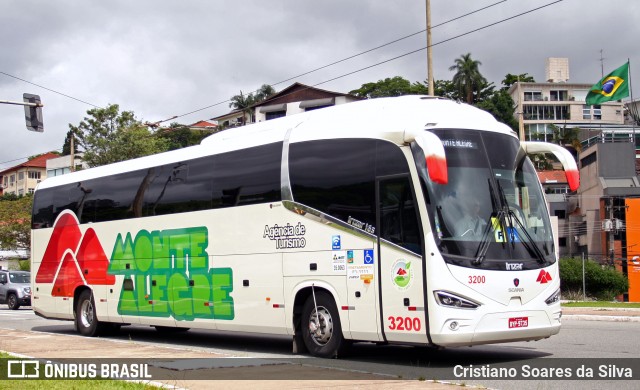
[562,314,640,322]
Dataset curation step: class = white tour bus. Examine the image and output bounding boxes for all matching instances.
[31,96,578,358]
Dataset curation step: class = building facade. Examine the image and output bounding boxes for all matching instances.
[509,58,626,143]
[0,152,59,196]
[212,83,361,128]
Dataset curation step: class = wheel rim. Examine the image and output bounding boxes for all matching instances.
[308,306,333,346]
[8,295,16,308]
[80,299,94,328]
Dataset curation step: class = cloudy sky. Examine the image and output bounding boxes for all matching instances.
[1,0,638,170]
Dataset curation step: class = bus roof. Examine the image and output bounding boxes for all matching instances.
[37,96,514,190]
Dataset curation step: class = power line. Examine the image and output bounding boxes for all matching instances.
[169,0,511,122]
[1,0,561,168]
[0,71,100,108]
[170,0,562,123]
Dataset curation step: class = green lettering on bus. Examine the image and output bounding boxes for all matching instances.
[107,227,234,321]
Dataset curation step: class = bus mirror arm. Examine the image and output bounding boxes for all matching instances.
[413,132,448,185]
[522,141,579,192]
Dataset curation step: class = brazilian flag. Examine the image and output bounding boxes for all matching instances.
[585,62,629,105]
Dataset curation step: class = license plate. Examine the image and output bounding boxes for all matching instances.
[508,317,529,328]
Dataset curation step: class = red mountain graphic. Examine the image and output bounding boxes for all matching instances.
[35,210,115,297]
[536,270,552,284]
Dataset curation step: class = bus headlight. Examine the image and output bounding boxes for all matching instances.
[434,291,481,309]
[545,288,561,305]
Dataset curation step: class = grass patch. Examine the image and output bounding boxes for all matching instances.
[562,301,640,308]
[1,352,154,389]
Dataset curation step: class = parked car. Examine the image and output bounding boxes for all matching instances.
[0,270,31,310]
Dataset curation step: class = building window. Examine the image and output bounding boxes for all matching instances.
[549,90,568,101]
[558,237,567,247]
[18,189,24,196]
[28,188,35,194]
[28,171,41,180]
[583,105,591,119]
[580,152,597,168]
[523,105,569,121]
[524,91,542,101]
[18,172,24,181]
[9,175,15,185]
[265,110,286,121]
[2,176,6,187]
[593,105,602,120]
[554,210,566,219]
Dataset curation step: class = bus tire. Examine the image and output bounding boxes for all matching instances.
[7,293,20,310]
[301,292,346,358]
[75,290,102,337]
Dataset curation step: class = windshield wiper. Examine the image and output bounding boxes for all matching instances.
[473,210,500,265]
[473,178,504,265]
[495,178,549,265]
[507,209,549,265]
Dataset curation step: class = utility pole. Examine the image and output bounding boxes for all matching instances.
[70,133,75,172]
[426,0,434,95]
[609,197,615,266]
[517,75,524,141]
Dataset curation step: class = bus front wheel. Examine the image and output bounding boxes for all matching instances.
[301,292,346,358]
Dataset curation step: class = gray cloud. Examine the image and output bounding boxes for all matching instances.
[1,0,637,169]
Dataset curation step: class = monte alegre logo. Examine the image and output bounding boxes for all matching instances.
[108,226,234,321]
[36,211,115,296]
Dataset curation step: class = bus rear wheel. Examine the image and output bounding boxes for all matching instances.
[76,290,102,337]
[301,292,346,358]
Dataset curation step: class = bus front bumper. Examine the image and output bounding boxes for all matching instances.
[430,309,562,347]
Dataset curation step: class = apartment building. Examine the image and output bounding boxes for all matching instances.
[0,152,59,196]
[508,58,626,142]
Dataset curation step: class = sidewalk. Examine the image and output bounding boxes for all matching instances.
[0,328,453,389]
[561,306,640,322]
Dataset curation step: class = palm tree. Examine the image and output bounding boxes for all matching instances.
[229,91,255,124]
[449,53,487,104]
[254,84,276,102]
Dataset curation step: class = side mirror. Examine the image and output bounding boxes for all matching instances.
[522,141,579,192]
[407,131,448,185]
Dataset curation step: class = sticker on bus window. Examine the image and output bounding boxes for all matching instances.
[332,251,346,273]
[332,235,341,250]
[364,249,374,264]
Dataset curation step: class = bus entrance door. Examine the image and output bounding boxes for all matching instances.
[377,176,428,344]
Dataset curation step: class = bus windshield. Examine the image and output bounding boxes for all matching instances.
[414,129,555,270]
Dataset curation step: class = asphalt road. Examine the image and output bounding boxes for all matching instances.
[1,307,638,389]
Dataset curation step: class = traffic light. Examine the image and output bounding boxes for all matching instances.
[23,93,43,132]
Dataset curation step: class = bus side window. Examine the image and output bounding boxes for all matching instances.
[289,139,376,230]
[379,177,422,256]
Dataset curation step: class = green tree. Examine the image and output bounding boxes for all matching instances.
[449,53,487,104]
[254,84,276,102]
[229,84,276,125]
[434,79,459,100]
[70,104,170,167]
[229,91,256,125]
[501,73,535,90]
[159,122,216,151]
[61,129,80,156]
[0,194,33,253]
[349,76,428,99]
[475,88,518,131]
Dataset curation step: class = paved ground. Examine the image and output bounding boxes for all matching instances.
[2,306,638,389]
[561,306,640,322]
